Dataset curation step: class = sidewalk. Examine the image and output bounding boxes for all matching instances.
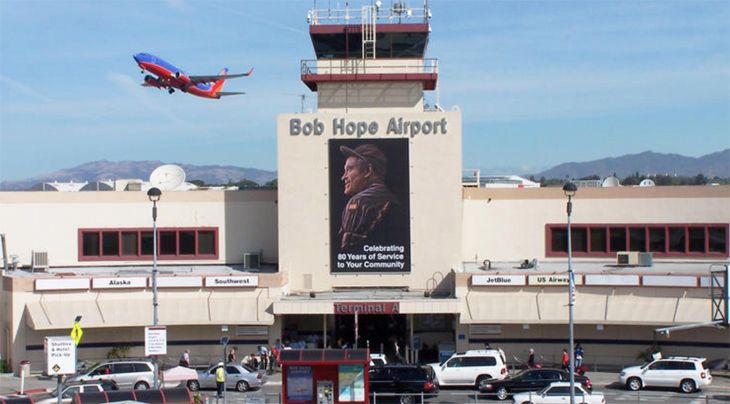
[0,373,56,396]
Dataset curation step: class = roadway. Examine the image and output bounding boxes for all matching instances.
[2,371,728,403]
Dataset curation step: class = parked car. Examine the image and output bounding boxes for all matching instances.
[187,363,264,392]
[370,353,388,367]
[35,382,111,404]
[66,360,155,390]
[368,365,438,404]
[618,356,712,393]
[511,382,605,404]
[478,368,592,400]
[429,349,507,388]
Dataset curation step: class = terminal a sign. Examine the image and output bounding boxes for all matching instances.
[290,117,449,138]
[334,302,400,315]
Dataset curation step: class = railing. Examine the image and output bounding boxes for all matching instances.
[301,58,438,76]
[307,5,430,25]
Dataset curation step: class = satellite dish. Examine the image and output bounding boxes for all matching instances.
[639,179,655,187]
[150,164,186,191]
[602,176,621,188]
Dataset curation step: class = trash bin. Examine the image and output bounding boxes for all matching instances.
[19,360,30,377]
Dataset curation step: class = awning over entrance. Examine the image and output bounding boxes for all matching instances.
[25,289,274,330]
[25,292,104,330]
[273,298,460,315]
[464,288,712,325]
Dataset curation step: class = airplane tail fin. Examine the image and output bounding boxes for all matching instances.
[211,68,228,94]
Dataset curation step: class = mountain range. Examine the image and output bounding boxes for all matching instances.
[532,149,729,180]
[0,150,728,190]
[0,160,277,191]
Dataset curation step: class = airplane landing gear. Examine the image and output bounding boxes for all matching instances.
[168,88,175,94]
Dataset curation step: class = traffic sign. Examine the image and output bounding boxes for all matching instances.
[145,326,167,356]
[45,336,76,376]
[70,322,84,346]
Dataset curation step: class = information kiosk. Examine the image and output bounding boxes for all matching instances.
[280,349,369,404]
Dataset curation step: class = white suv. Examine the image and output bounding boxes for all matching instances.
[619,356,712,393]
[429,349,507,388]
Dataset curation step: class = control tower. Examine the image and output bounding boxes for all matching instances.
[276,1,462,298]
[301,1,438,111]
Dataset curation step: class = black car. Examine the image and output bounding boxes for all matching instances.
[478,368,592,400]
[369,365,439,404]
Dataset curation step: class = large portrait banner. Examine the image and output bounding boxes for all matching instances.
[329,138,410,273]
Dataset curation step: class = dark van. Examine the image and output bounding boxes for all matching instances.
[368,365,438,404]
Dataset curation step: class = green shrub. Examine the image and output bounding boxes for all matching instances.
[106,345,131,359]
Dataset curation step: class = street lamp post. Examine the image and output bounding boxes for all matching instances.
[563,182,577,404]
[147,187,162,389]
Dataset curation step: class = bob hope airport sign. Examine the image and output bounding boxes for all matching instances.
[290,116,449,138]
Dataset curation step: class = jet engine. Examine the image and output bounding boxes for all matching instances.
[144,75,163,88]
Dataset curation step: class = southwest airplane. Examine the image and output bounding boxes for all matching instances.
[133,53,253,99]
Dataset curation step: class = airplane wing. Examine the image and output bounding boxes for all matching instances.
[188,68,254,84]
[217,92,246,97]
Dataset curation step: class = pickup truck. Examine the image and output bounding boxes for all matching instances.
[35,383,110,404]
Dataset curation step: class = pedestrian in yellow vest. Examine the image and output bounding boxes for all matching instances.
[215,362,225,398]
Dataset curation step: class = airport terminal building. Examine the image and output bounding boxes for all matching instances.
[1,3,728,373]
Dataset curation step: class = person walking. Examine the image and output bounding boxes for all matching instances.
[574,343,584,368]
[394,339,402,363]
[179,349,190,367]
[561,348,570,370]
[527,348,535,369]
[215,362,225,398]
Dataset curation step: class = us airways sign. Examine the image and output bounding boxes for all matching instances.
[289,117,449,138]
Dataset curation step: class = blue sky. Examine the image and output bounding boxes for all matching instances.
[1,0,728,181]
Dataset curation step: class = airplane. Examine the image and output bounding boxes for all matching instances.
[133,53,253,99]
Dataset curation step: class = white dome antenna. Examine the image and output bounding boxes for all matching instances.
[150,164,186,191]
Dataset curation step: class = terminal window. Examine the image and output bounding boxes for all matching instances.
[79,227,218,261]
[547,224,728,258]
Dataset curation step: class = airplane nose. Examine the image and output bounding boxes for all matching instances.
[133,54,141,62]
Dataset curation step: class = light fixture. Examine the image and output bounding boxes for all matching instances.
[563,181,577,404]
[147,186,161,389]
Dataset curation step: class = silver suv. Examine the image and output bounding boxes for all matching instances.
[619,356,712,393]
[67,360,155,390]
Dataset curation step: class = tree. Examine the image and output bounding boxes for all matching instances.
[262,179,278,189]
[236,179,260,189]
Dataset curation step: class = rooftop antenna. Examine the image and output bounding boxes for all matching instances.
[298,94,306,113]
[150,164,186,191]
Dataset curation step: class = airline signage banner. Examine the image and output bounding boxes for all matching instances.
[92,277,147,289]
[642,275,697,287]
[329,138,411,273]
[35,278,90,291]
[157,276,203,288]
[529,274,583,286]
[471,275,526,286]
[584,274,640,286]
[205,276,258,288]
